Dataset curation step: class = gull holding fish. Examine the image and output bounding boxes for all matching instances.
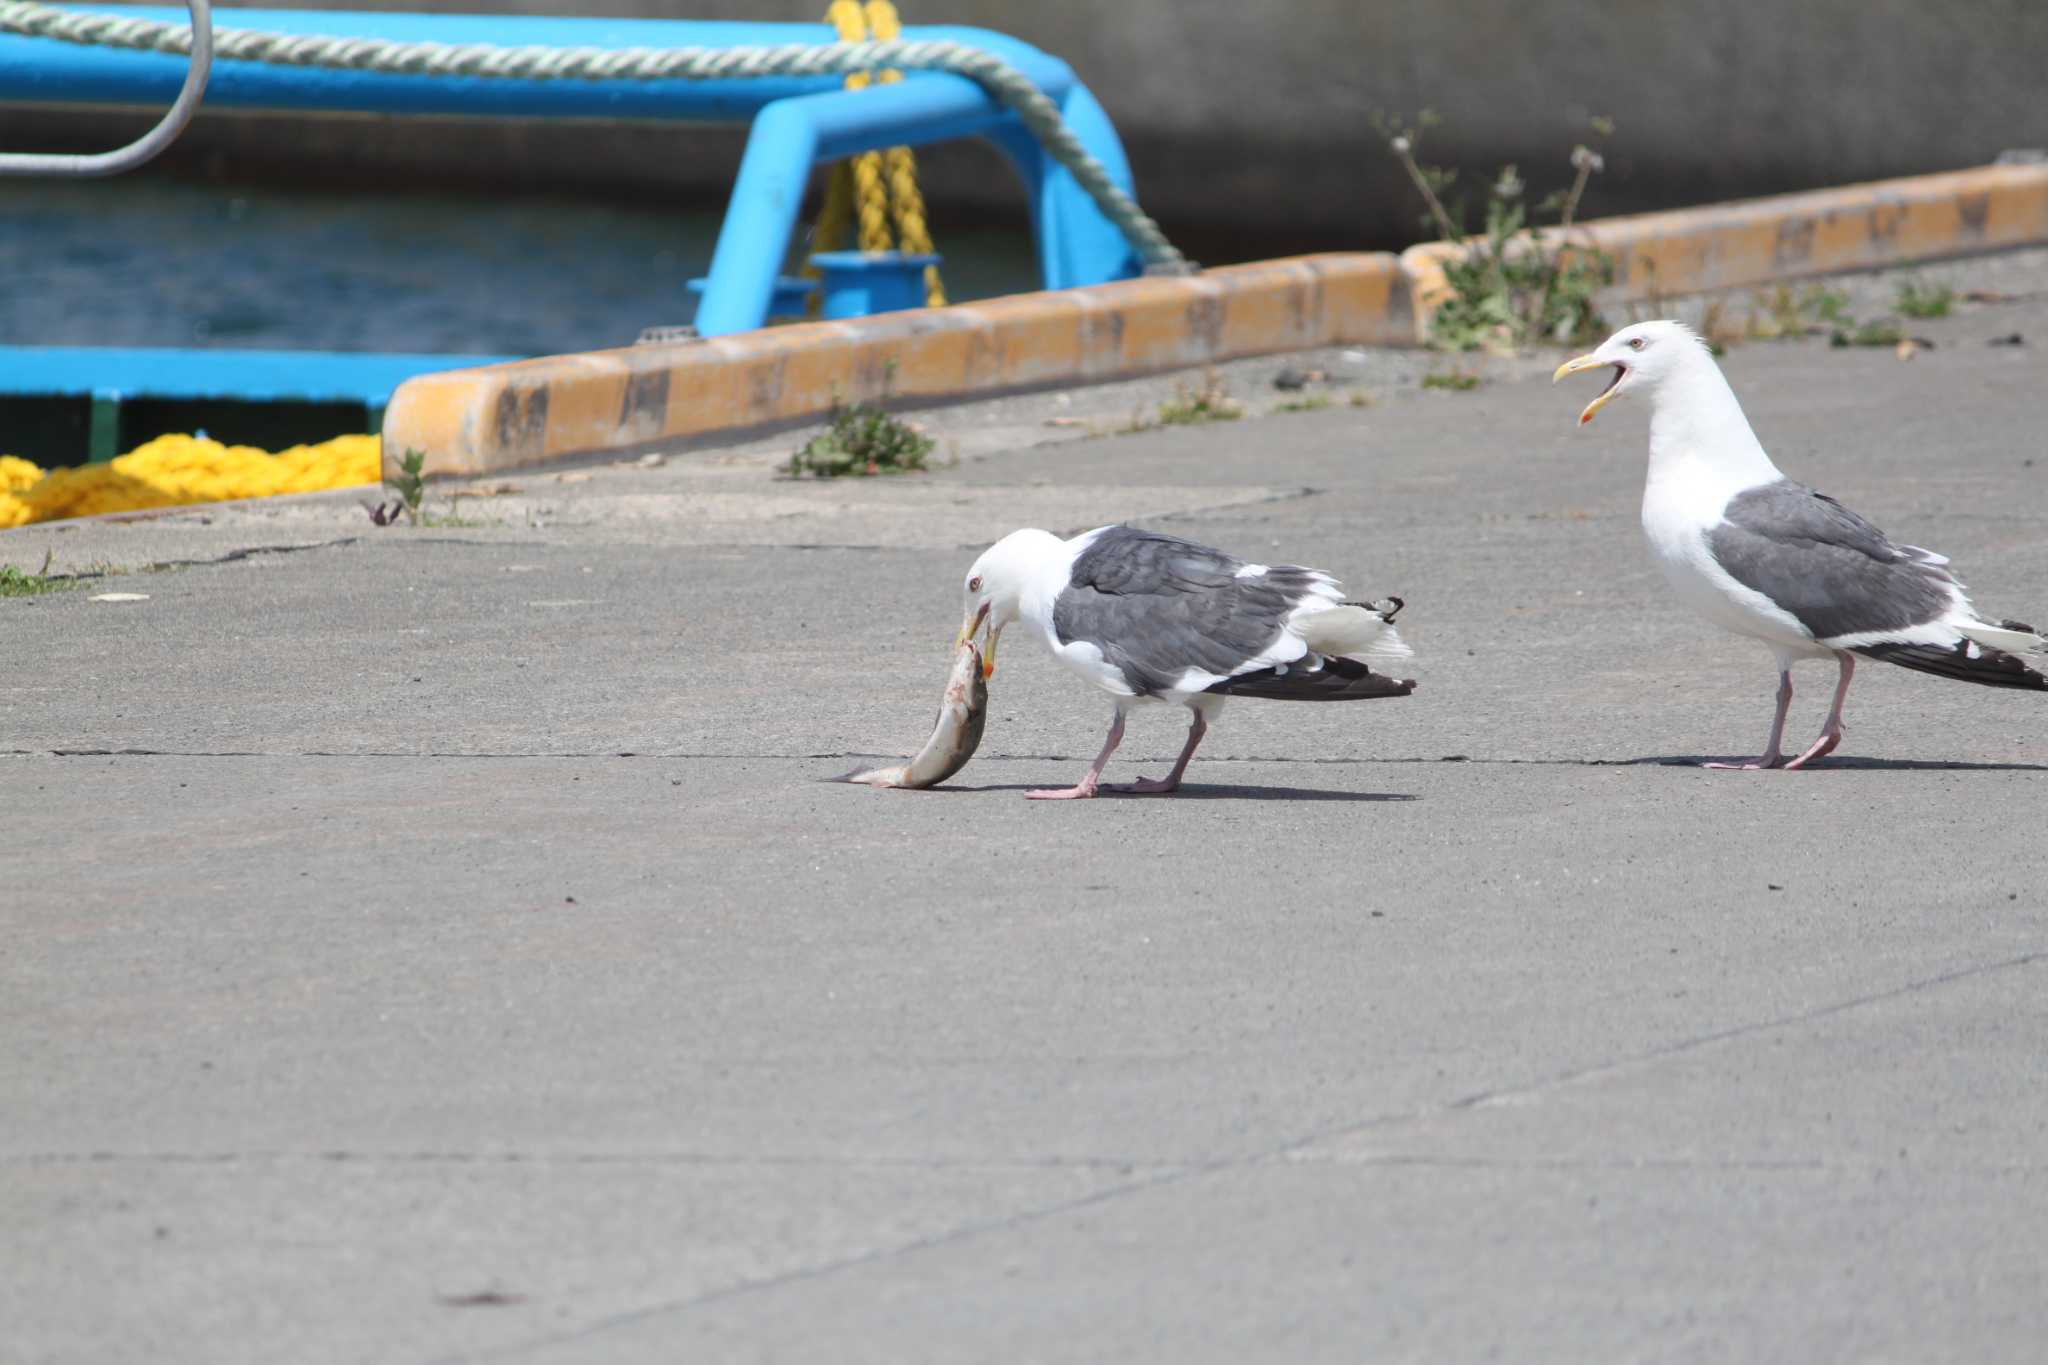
[1556,319,2047,769]
[956,525,1415,799]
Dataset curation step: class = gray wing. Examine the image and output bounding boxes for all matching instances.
[1051,526,1329,695]
[1706,480,1958,640]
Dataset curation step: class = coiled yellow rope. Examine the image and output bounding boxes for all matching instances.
[0,433,379,528]
[808,0,946,309]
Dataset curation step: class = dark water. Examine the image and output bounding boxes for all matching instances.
[0,178,1040,356]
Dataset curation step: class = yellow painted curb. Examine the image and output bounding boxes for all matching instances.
[382,253,1411,476]
[386,160,2048,474]
[1400,161,2048,339]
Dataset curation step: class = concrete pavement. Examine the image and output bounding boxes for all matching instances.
[6,269,2048,1362]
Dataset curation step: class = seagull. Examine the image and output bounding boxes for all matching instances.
[1556,319,2046,769]
[956,526,1415,798]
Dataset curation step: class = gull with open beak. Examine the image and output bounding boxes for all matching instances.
[1553,342,1632,425]
[956,525,1415,799]
[1556,318,2047,769]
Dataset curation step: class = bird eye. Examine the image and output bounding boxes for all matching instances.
[1628,337,1646,350]
[967,575,982,592]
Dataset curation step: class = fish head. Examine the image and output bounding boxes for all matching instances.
[943,638,985,708]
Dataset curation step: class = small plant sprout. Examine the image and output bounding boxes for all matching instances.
[1831,319,1907,349]
[1372,109,1460,243]
[1154,371,1244,426]
[1747,284,1851,340]
[369,448,429,524]
[368,449,493,525]
[417,492,486,529]
[1422,369,1481,392]
[1895,278,1955,319]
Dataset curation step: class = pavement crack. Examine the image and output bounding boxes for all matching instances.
[7,1150,1184,1174]
[1279,1151,2045,1176]
[132,536,369,573]
[429,1161,1221,1365]
[442,946,2048,1362]
[1287,947,2048,1156]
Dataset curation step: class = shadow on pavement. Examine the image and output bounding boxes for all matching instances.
[1624,755,2048,772]
[950,783,1419,802]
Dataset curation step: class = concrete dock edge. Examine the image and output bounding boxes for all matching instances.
[384,161,2048,475]
[381,253,1413,476]
[1401,161,2048,331]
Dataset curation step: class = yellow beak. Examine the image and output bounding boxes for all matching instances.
[956,602,998,678]
[1553,353,1620,425]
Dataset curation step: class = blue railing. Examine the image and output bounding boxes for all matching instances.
[0,8,1147,331]
[0,7,1150,455]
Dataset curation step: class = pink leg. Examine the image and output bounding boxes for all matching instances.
[1026,712,1125,800]
[1783,653,1853,770]
[1107,708,1208,796]
[1706,670,1793,770]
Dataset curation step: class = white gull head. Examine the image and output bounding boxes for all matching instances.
[1551,319,1720,426]
[1554,319,1782,490]
[957,527,1065,679]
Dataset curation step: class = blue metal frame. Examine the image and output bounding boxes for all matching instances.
[0,8,1148,453]
[0,345,515,404]
[0,344,516,460]
[0,7,1146,337]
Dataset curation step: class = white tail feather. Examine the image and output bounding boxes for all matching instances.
[1957,621,2047,655]
[1297,603,1411,664]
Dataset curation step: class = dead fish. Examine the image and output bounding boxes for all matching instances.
[836,640,988,790]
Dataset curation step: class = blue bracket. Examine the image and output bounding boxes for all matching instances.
[808,251,942,321]
[685,274,817,323]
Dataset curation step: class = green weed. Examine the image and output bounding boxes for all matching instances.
[1379,111,1617,352]
[1831,320,1906,348]
[369,448,428,524]
[1747,284,1851,340]
[417,493,487,529]
[1894,278,1954,319]
[1422,370,1481,392]
[0,550,71,598]
[787,399,933,478]
[1155,373,1244,426]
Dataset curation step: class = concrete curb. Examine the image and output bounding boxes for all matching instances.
[382,253,1412,476]
[384,161,2048,475]
[1400,161,2048,334]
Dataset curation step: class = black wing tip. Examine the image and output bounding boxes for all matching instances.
[1205,654,1418,701]
[1342,595,1405,622]
[1854,641,2048,691]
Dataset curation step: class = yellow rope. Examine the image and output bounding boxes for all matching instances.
[0,433,380,528]
[803,0,946,311]
[865,1,946,305]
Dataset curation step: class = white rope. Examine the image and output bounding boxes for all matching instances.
[0,0,1190,272]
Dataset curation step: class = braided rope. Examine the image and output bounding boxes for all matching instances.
[861,1,945,305]
[0,0,1188,273]
[849,147,892,255]
[826,0,892,255]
